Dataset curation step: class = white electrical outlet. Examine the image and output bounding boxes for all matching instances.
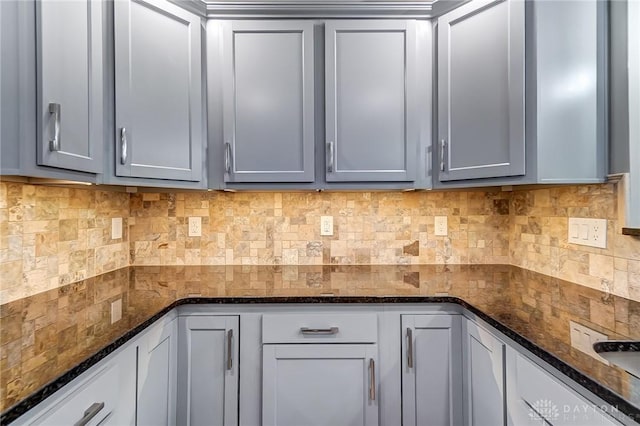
[110,299,122,324]
[320,216,333,236]
[569,321,609,364]
[434,216,448,236]
[111,217,123,240]
[567,218,607,248]
[188,217,202,237]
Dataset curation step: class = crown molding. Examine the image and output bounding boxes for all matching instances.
[171,0,467,19]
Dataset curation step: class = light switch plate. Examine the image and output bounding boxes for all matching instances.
[320,216,333,236]
[111,217,123,240]
[568,218,607,248]
[434,216,448,236]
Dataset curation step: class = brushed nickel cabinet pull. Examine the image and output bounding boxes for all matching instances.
[440,139,447,172]
[369,358,376,401]
[120,128,128,165]
[49,103,60,152]
[300,327,339,335]
[227,329,233,370]
[327,141,335,172]
[407,328,414,368]
[74,402,105,426]
[224,141,232,174]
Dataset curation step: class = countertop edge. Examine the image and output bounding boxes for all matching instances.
[2,296,639,424]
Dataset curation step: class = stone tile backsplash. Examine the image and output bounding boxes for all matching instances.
[1,180,639,303]
[0,182,129,304]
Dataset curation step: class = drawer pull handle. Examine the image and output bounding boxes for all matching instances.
[74,402,105,426]
[227,329,233,370]
[369,358,376,401]
[300,327,339,335]
[407,327,414,368]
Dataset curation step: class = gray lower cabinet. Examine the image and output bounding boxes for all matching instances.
[463,319,506,426]
[177,315,239,426]
[436,0,607,187]
[506,347,622,426]
[262,344,379,426]
[221,21,315,184]
[137,316,178,426]
[114,0,203,182]
[325,20,418,183]
[437,0,525,181]
[402,314,463,426]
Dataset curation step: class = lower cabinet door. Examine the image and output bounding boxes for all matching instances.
[402,314,463,426]
[464,319,506,426]
[177,315,239,426]
[263,344,379,426]
[137,318,178,426]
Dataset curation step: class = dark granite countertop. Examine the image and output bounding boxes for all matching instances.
[2,264,640,424]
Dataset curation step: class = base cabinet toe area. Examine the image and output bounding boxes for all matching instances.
[11,305,630,426]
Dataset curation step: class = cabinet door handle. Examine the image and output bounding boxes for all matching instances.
[369,358,376,401]
[120,128,128,165]
[327,141,334,173]
[49,103,61,152]
[407,327,414,368]
[440,139,447,172]
[300,327,339,335]
[225,142,232,174]
[227,329,233,370]
[74,401,105,426]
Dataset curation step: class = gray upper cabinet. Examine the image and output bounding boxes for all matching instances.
[114,0,203,182]
[437,0,525,182]
[325,20,418,182]
[222,21,315,183]
[436,0,606,188]
[36,0,104,173]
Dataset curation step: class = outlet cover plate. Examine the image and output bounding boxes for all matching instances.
[568,218,607,249]
[435,216,448,236]
[569,320,609,364]
[111,217,123,240]
[188,217,202,237]
[320,216,333,236]
[111,299,122,324]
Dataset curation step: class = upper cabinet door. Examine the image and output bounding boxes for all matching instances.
[222,21,315,183]
[36,0,103,173]
[325,20,417,182]
[437,0,525,181]
[114,0,203,182]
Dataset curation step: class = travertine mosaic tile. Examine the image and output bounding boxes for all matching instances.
[128,190,511,267]
[510,183,640,300]
[0,182,129,304]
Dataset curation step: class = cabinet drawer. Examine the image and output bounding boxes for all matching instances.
[27,362,119,426]
[262,313,377,344]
